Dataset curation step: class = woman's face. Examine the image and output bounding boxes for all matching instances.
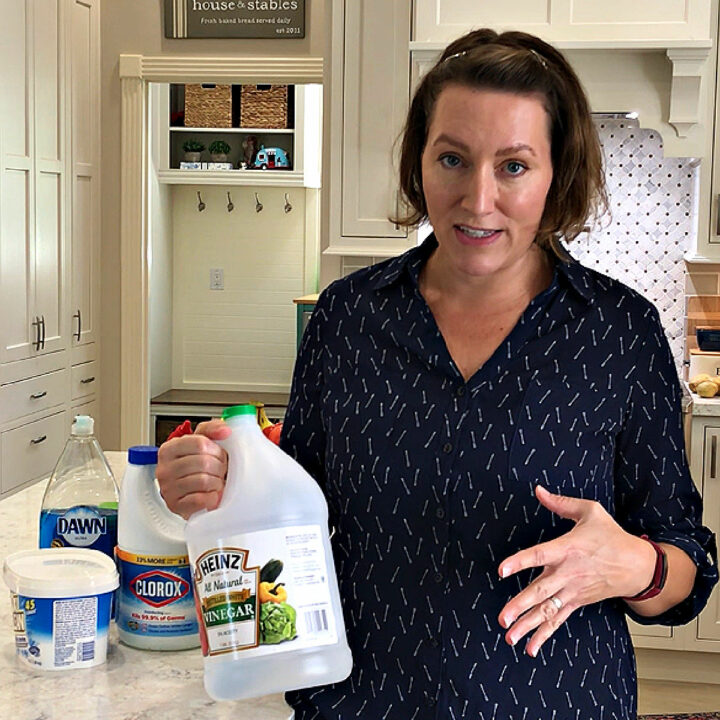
[421,84,554,280]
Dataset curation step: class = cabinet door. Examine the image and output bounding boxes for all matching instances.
[0,410,67,496]
[69,0,99,347]
[0,0,35,363]
[413,0,712,44]
[697,426,720,641]
[340,0,411,240]
[0,0,65,362]
[33,0,66,356]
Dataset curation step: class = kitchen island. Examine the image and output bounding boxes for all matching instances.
[0,452,294,720]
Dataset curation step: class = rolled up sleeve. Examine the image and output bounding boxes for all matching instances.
[614,307,718,626]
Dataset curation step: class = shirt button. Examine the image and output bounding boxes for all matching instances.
[456,386,466,397]
[434,572,443,583]
[427,637,440,648]
[435,507,445,520]
[442,442,453,454]
[426,696,437,707]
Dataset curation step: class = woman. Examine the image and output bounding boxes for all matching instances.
[158,29,718,719]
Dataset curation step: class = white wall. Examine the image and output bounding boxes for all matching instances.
[170,185,307,393]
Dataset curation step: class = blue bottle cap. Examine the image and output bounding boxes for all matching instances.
[128,445,158,465]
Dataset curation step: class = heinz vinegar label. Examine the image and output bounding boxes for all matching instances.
[192,525,337,658]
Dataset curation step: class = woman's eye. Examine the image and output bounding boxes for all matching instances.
[504,161,527,176]
[439,154,462,169]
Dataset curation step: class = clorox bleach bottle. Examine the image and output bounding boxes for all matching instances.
[185,404,352,701]
[116,446,199,650]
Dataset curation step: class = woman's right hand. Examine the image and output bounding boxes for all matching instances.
[156,419,232,519]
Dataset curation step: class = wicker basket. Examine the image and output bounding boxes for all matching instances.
[240,85,288,129]
[184,84,232,128]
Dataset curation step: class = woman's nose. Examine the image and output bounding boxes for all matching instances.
[461,167,497,215]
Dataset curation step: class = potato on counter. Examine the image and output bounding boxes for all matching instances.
[696,380,720,398]
[689,373,713,391]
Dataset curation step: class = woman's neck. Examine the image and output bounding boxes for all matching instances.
[419,243,554,313]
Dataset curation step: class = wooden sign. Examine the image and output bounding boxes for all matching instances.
[165,0,305,39]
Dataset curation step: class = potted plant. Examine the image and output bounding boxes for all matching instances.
[209,139,231,162]
[182,139,205,162]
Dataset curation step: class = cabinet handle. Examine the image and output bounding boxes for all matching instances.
[716,195,720,236]
[40,315,46,349]
[712,435,717,480]
[32,317,41,351]
[30,435,47,445]
[394,191,400,231]
[80,376,95,384]
[29,391,47,400]
[73,310,81,341]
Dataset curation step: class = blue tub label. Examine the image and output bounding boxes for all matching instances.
[10,591,112,670]
[116,549,198,638]
[39,506,118,561]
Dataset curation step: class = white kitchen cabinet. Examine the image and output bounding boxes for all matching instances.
[0,0,100,499]
[413,0,713,45]
[695,425,720,643]
[69,0,100,348]
[0,410,68,495]
[0,0,67,364]
[324,0,416,257]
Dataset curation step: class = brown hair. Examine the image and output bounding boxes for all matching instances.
[393,29,607,256]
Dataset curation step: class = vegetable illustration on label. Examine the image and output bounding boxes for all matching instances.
[258,559,296,644]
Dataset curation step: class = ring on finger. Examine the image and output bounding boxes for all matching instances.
[548,595,563,611]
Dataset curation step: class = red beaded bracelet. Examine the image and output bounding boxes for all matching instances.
[622,535,668,602]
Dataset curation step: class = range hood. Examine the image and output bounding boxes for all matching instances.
[410,38,714,159]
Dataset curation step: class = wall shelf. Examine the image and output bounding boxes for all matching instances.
[155,83,321,188]
[157,169,306,187]
[170,127,293,134]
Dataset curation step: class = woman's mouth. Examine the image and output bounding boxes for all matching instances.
[454,225,502,246]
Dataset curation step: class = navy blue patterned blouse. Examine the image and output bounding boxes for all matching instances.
[280,235,718,720]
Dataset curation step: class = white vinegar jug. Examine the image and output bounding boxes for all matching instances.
[184,404,352,701]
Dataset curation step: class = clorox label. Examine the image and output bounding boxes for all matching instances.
[130,570,191,608]
[116,549,198,638]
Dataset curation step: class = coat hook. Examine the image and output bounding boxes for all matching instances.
[255,192,263,213]
[197,191,206,212]
[284,193,292,214]
[226,191,234,212]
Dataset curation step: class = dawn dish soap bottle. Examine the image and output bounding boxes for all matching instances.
[39,415,118,561]
[185,404,353,701]
[116,445,199,650]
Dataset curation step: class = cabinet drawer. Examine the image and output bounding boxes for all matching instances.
[1,411,67,494]
[0,369,68,424]
[71,361,97,399]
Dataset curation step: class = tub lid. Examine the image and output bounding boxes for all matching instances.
[3,548,119,598]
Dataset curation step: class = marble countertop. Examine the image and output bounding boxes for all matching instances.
[684,381,720,417]
[1,451,294,720]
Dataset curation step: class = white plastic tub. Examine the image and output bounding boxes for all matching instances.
[3,548,118,671]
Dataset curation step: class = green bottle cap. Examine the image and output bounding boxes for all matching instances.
[222,404,257,420]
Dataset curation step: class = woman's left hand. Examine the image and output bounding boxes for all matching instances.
[497,485,656,657]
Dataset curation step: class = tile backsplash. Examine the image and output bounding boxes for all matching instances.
[567,116,698,376]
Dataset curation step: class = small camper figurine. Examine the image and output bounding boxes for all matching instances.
[252,146,291,170]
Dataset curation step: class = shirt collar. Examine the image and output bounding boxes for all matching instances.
[370,232,594,304]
